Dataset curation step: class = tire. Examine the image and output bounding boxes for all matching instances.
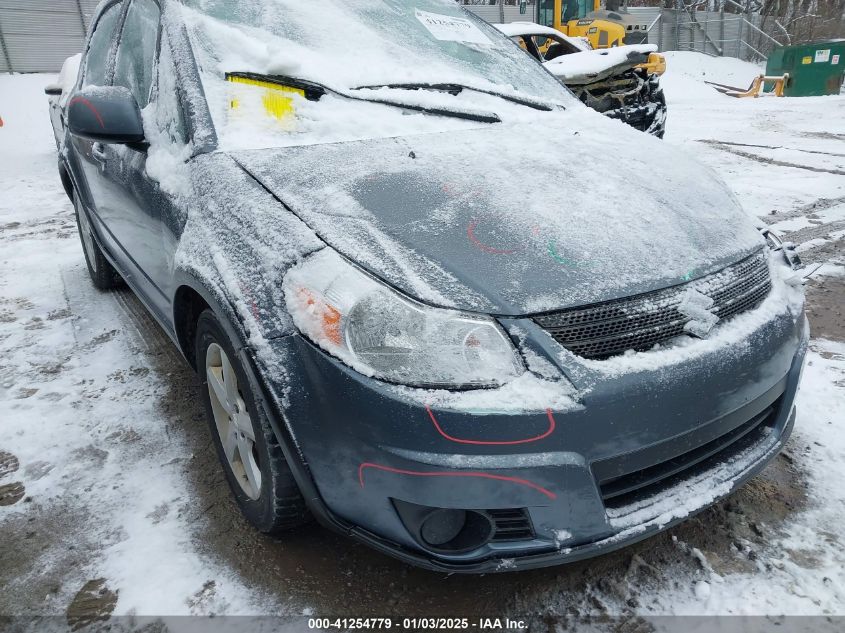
[647,83,667,139]
[195,308,310,533]
[652,90,667,139]
[73,191,122,290]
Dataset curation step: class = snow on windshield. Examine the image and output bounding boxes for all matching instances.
[182,0,565,94]
[178,0,574,149]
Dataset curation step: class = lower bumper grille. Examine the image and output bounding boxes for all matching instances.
[534,251,772,360]
[597,401,780,511]
[487,508,535,542]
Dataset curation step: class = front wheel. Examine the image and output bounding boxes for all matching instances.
[195,309,310,533]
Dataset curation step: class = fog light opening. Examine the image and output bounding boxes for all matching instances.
[420,509,493,553]
[393,500,496,554]
[420,509,467,546]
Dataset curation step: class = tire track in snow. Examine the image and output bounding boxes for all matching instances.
[699,140,845,176]
[763,196,845,226]
[781,219,845,245]
[697,139,845,159]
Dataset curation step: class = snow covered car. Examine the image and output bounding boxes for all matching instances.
[44,53,82,148]
[55,0,807,572]
[495,22,667,137]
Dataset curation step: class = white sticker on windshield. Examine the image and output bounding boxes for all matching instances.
[415,9,491,45]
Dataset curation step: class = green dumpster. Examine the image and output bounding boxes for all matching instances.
[766,40,845,97]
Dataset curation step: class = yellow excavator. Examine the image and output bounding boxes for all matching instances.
[538,0,666,74]
[541,0,652,48]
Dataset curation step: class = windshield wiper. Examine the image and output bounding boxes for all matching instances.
[226,72,501,124]
[352,82,558,112]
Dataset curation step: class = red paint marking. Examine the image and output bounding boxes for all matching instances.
[358,463,557,500]
[426,406,556,446]
[69,96,105,129]
[467,219,520,255]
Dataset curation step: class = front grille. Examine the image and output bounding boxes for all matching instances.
[598,402,779,511]
[534,251,771,360]
[486,508,535,542]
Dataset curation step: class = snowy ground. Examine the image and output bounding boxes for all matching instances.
[1,52,844,627]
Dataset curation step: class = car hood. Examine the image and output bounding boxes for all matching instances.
[544,45,656,84]
[231,112,763,316]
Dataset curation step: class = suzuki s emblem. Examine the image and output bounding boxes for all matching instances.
[678,288,720,338]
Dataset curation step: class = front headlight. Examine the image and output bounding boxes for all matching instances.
[283,249,524,388]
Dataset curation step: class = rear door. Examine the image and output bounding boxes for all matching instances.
[96,0,176,321]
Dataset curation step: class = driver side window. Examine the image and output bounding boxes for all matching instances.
[152,35,189,146]
[113,0,161,109]
[82,2,123,87]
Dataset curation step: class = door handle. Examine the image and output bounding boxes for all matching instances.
[92,142,108,162]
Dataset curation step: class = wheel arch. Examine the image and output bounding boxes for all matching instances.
[173,284,210,371]
[171,273,249,372]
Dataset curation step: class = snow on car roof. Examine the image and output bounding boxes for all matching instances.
[44,53,82,106]
[494,21,584,48]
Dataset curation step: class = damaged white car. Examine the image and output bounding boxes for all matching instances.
[495,22,667,137]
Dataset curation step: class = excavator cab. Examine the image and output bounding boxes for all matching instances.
[538,0,648,50]
[537,0,666,75]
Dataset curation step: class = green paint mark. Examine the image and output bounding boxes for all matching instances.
[547,241,594,268]
[682,269,696,281]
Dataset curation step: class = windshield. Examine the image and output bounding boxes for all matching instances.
[181,0,570,99]
[179,0,575,150]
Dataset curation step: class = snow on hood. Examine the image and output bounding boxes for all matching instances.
[230,109,764,316]
[545,44,657,83]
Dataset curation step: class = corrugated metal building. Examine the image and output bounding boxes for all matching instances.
[0,0,100,73]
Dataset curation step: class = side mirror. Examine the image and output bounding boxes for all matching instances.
[67,85,145,144]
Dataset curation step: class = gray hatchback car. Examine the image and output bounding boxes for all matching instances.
[54,0,808,572]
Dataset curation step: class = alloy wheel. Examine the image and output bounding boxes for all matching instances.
[205,342,262,500]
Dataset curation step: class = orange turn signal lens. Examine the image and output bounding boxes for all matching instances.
[295,287,343,346]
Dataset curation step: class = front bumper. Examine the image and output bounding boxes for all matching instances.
[258,301,808,573]
[605,97,666,137]
[569,71,667,138]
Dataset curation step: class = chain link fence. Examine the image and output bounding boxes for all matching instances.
[632,8,785,62]
[460,1,791,62]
